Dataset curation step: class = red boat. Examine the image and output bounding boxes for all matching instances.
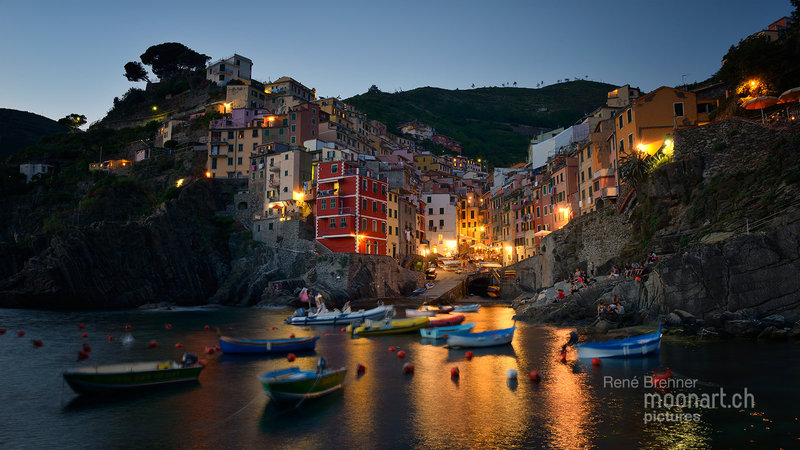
[426,315,465,328]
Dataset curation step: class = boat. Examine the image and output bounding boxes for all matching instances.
[575,326,662,359]
[347,316,430,336]
[63,353,203,395]
[258,359,346,404]
[286,304,394,325]
[426,314,465,328]
[486,286,500,298]
[420,323,476,339]
[446,326,515,348]
[219,335,319,355]
[406,308,437,317]
[425,282,435,289]
[410,287,427,296]
[453,304,481,313]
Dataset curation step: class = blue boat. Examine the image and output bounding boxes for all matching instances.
[219,335,319,355]
[420,323,476,339]
[575,326,662,359]
[446,326,515,348]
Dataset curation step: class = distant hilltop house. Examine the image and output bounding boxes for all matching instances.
[400,121,435,140]
[89,159,132,172]
[206,54,253,86]
[19,163,55,183]
[432,134,462,154]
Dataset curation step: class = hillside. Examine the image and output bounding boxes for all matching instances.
[346,80,617,166]
[0,109,68,161]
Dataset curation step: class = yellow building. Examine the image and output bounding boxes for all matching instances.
[387,189,400,258]
[458,192,485,251]
[616,86,716,159]
[206,110,289,179]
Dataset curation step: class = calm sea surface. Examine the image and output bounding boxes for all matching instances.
[0,305,797,449]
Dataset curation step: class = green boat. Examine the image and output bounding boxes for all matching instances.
[258,360,346,404]
[63,353,203,395]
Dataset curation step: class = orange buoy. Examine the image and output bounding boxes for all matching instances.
[148,340,158,349]
[289,333,295,339]
[592,357,602,367]
[357,363,366,374]
[78,323,87,330]
[465,351,474,360]
[83,343,92,352]
[635,276,642,282]
[340,327,346,332]
[287,353,296,362]
[77,350,89,361]
[125,324,132,330]
[175,342,183,348]
[271,326,277,331]
[397,350,406,358]
[17,331,25,337]
[165,324,172,330]
[529,370,541,382]
[32,339,43,347]
[81,333,88,338]
[324,333,331,337]
[402,362,415,374]
[107,335,114,342]
[450,366,460,378]
[388,346,396,352]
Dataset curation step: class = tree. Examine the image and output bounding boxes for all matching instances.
[368,84,381,94]
[139,42,210,81]
[57,114,87,131]
[618,150,651,188]
[513,81,517,87]
[124,61,150,82]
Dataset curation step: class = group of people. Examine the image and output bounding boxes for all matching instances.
[597,295,625,318]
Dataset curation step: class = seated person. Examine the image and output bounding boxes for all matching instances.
[614,297,625,314]
[596,301,606,317]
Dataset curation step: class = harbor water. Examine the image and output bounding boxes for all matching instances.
[1,306,797,449]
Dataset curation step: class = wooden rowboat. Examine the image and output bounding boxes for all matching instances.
[575,326,662,359]
[258,366,347,403]
[219,335,319,355]
[446,326,515,348]
[63,353,203,395]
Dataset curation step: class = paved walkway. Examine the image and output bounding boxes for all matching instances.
[412,271,465,303]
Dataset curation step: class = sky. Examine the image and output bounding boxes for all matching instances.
[0,0,793,126]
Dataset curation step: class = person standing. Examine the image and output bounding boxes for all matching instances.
[588,261,595,279]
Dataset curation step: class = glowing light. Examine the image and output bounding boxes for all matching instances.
[223,102,231,112]
[505,246,513,254]
[267,116,276,122]
[479,226,485,232]
[176,178,184,188]
[445,240,458,249]
[636,144,647,152]
[293,191,304,201]
[205,171,212,178]
[152,106,158,111]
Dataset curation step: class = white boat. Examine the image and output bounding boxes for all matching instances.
[420,323,476,339]
[286,305,394,325]
[575,326,662,359]
[452,304,481,313]
[405,308,437,317]
[446,326,515,348]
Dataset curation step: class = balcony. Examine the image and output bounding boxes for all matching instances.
[269,166,280,172]
[593,168,614,179]
[595,186,618,199]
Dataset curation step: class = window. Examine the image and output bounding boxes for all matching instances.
[581,171,585,183]
[331,164,338,174]
[628,134,633,150]
[211,159,217,169]
[237,157,242,165]
[282,119,288,126]
[619,139,624,153]
[330,198,336,208]
[291,137,296,144]
[373,201,377,212]
[427,196,431,203]
[674,102,684,117]
[382,223,386,233]
[228,131,234,139]
[362,218,367,229]
[364,180,369,190]
[330,218,336,228]
[428,208,433,215]
[252,129,258,137]
[283,186,288,192]
[228,157,233,165]
[268,222,273,230]
[373,182,377,193]
[291,113,296,121]
[363,199,368,210]
[470,210,475,219]
[627,109,632,123]
[285,154,289,160]
[228,144,234,153]
[439,219,444,227]
[618,115,623,129]
[429,220,434,228]
[372,221,377,232]
[284,170,288,176]
[321,199,327,210]
[388,225,392,235]
[291,125,296,132]
[382,204,387,214]
[439,208,444,214]
[340,217,346,227]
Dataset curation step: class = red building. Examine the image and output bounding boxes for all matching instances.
[315,161,388,254]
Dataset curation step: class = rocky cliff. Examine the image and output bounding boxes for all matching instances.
[514,119,800,335]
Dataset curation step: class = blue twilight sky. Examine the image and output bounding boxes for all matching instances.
[0,0,793,126]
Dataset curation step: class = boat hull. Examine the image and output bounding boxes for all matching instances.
[420,323,476,339]
[63,363,203,395]
[453,304,480,313]
[405,309,437,317]
[259,367,347,403]
[446,326,515,348]
[286,305,393,325]
[349,317,430,336]
[575,329,662,359]
[219,336,319,354]
[426,315,465,328]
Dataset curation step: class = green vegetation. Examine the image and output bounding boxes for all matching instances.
[346,81,616,166]
[0,109,69,161]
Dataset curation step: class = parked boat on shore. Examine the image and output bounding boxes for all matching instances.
[446,326,515,348]
[63,353,203,395]
[420,323,476,339]
[286,304,394,325]
[219,335,319,355]
[575,326,662,359]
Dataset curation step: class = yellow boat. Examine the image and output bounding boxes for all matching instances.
[347,317,430,336]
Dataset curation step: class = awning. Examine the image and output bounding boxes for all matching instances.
[533,230,551,237]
